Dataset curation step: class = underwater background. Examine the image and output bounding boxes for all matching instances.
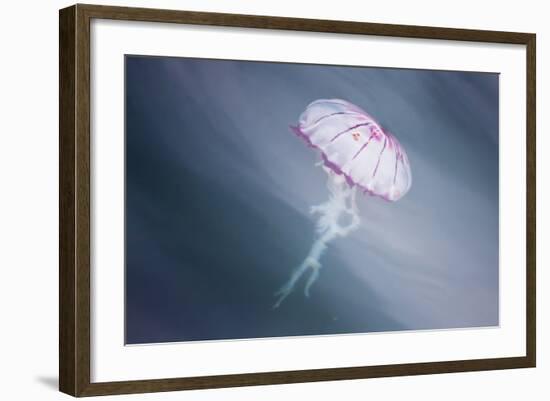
[125,55,499,344]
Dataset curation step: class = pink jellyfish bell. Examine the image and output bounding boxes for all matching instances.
[292,98,412,201]
[273,99,412,308]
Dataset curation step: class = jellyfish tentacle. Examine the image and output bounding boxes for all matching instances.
[273,168,361,309]
[273,269,305,306]
[273,241,326,308]
[310,203,327,216]
[337,186,361,236]
[273,259,312,309]
[304,259,322,297]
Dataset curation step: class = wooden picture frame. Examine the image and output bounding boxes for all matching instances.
[59,3,536,397]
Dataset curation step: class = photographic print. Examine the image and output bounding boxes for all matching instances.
[125,55,499,344]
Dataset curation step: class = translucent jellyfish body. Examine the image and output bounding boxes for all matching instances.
[273,99,412,309]
[291,98,412,202]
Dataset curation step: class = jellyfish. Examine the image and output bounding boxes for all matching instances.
[273,98,412,309]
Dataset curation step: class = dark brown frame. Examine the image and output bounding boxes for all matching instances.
[59,3,536,397]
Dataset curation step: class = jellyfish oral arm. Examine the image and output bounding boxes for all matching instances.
[273,169,361,309]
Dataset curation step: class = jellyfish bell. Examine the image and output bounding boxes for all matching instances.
[291,98,412,202]
[273,99,412,309]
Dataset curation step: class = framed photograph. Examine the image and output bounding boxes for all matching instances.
[59,4,536,397]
